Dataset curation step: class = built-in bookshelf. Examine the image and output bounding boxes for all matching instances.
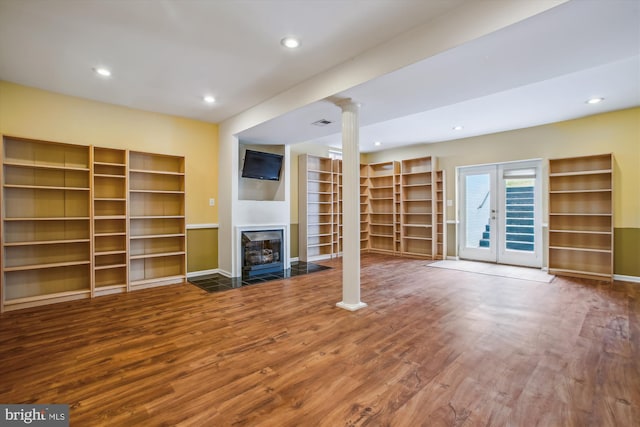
[400,157,434,258]
[0,136,187,312]
[92,147,128,296]
[548,154,613,282]
[434,170,446,259]
[360,164,370,251]
[298,155,335,261]
[298,154,445,261]
[368,161,399,254]
[2,136,92,311]
[129,151,186,289]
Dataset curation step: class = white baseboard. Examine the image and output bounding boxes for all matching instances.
[217,269,232,278]
[187,269,219,278]
[290,257,299,263]
[614,274,640,284]
[446,256,460,261]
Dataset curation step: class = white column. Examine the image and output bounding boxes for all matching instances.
[335,99,367,311]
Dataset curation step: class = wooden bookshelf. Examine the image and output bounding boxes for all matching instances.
[434,170,446,259]
[128,151,186,289]
[2,136,91,311]
[332,159,343,257]
[400,157,434,258]
[298,155,334,261]
[548,154,613,282]
[368,161,399,254]
[360,164,370,251]
[92,147,128,296]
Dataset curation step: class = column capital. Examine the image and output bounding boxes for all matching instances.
[328,96,361,111]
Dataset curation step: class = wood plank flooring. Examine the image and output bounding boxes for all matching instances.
[1,254,638,426]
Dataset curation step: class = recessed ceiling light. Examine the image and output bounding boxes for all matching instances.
[203,95,216,104]
[281,37,300,49]
[374,141,382,146]
[452,125,463,131]
[586,97,604,104]
[93,67,111,77]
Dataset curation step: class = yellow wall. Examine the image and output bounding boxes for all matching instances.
[364,108,640,228]
[0,81,219,271]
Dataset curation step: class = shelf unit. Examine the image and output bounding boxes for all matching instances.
[129,151,186,289]
[332,159,343,256]
[2,136,92,312]
[368,161,399,254]
[548,154,613,282]
[434,170,446,259]
[92,147,128,296]
[298,155,335,261]
[360,164,370,251]
[400,157,434,258]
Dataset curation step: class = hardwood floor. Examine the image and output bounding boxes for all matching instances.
[1,254,638,426]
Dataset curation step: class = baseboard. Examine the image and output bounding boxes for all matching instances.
[217,269,232,278]
[290,257,299,262]
[446,256,460,261]
[614,274,640,284]
[187,269,219,278]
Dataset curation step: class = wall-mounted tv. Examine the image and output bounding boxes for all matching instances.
[241,149,283,181]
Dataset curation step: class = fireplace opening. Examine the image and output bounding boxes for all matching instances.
[241,229,284,277]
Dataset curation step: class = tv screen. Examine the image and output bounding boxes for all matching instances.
[241,149,283,181]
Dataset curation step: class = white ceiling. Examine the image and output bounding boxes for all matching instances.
[0,0,465,123]
[240,0,640,152]
[0,0,638,153]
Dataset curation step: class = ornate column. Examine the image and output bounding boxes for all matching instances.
[335,99,367,311]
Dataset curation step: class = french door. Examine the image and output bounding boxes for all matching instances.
[458,160,542,268]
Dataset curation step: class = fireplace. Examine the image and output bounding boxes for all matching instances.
[241,229,284,277]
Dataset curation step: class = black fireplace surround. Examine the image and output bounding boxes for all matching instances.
[241,229,283,277]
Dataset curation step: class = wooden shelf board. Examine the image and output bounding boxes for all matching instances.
[130,233,185,240]
[2,161,90,172]
[130,189,185,194]
[94,215,126,220]
[370,233,394,238]
[403,198,432,202]
[4,238,90,246]
[307,243,332,248]
[548,268,612,280]
[94,174,126,179]
[403,236,433,241]
[4,289,91,306]
[94,284,127,290]
[549,213,611,216]
[402,224,433,228]
[94,198,126,201]
[4,260,91,272]
[550,189,612,194]
[129,169,184,176]
[94,263,127,271]
[549,229,611,235]
[130,251,185,260]
[130,215,185,219]
[95,232,127,237]
[549,169,612,177]
[549,246,611,254]
[129,275,185,287]
[4,184,89,191]
[94,161,126,167]
[95,250,127,256]
[4,217,90,221]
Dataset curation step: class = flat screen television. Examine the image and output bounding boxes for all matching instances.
[241,149,283,181]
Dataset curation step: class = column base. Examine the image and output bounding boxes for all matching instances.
[336,301,368,311]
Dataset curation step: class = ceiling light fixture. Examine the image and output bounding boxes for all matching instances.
[374,141,382,146]
[586,97,604,104]
[203,95,216,104]
[452,125,463,131]
[281,37,300,49]
[93,67,111,77]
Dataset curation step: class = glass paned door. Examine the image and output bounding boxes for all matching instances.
[459,160,542,267]
[459,165,496,262]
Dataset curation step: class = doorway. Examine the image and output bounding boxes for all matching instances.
[458,160,542,268]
